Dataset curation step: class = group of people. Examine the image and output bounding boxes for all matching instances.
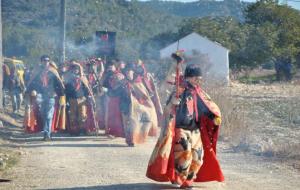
[23,55,163,146]
[20,52,224,189]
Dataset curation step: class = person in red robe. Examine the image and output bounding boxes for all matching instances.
[102,62,125,137]
[134,60,163,127]
[146,64,224,188]
[24,55,66,140]
[118,63,158,147]
[64,61,97,135]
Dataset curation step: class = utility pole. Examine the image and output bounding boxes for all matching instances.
[0,0,3,110]
[282,0,288,5]
[59,0,66,66]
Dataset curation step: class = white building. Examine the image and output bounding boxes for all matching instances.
[160,32,230,85]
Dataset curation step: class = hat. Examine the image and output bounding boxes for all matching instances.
[69,61,84,76]
[124,63,135,72]
[40,55,50,62]
[184,64,202,78]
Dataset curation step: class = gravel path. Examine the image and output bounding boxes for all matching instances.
[1,82,300,190]
[0,134,299,190]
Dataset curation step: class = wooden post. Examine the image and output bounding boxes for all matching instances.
[59,0,66,66]
[0,0,3,110]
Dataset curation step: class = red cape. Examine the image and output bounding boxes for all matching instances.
[146,87,224,183]
[24,96,42,133]
[25,97,65,133]
[66,102,97,135]
[105,96,125,137]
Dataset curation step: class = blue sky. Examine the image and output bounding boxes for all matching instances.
[140,0,300,10]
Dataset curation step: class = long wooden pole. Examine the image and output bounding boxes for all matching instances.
[0,0,3,109]
[59,0,66,66]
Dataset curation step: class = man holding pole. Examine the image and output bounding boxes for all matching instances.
[146,52,224,189]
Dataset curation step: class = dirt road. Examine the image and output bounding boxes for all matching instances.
[1,82,300,190]
[0,132,299,190]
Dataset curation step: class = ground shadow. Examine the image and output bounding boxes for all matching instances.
[7,135,111,143]
[0,122,112,144]
[0,142,128,149]
[46,183,177,190]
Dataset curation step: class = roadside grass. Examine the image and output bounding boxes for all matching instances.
[238,74,277,84]
[261,142,300,170]
[257,97,300,170]
[203,81,300,170]
[0,111,22,174]
[203,86,250,147]
[0,146,19,172]
[257,99,300,128]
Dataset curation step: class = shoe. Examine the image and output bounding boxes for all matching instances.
[43,133,51,141]
[127,143,135,147]
[43,136,50,141]
[171,182,180,188]
[180,184,193,189]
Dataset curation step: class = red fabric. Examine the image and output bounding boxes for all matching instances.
[96,96,106,130]
[74,77,81,91]
[196,116,224,182]
[88,74,96,84]
[25,98,61,133]
[146,114,176,182]
[105,97,124,137]
[88,73,97,88]
[51,99,60,133]
[100,34,109,41]
[146,117,224,183]
[85,102,97,133]
[66,102,97,135]
[126,79,152,108]
[146,88,224,183]
[24,98,42,133]
[66,112,80,135]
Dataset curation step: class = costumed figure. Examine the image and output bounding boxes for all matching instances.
[88,58,105,130]
[120,63,158,147]
[146,54,224,188]
[24,55,66,140]
[86,58,102,95]
[135,60,163,127]
[64,61,97,135]
[23,62,44,133]
[102,62,125,137]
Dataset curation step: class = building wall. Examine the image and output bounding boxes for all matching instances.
[160,33,229,85]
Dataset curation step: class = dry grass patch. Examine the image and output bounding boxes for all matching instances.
[204,85,250,148]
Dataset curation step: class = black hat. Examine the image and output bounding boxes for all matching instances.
[40,55,50,62]
[184,64,202,78]
[124,63,135,72]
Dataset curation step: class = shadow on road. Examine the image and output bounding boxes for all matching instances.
[12,143,129,148]
[46,183,177,190]
[7,135,111,142]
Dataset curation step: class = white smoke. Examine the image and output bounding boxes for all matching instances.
[65,35,99,61]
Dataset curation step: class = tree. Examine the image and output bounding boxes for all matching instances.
[245,0,300,64]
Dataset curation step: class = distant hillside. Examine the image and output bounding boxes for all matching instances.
[139,0,250,21]
[2,0,182,63]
